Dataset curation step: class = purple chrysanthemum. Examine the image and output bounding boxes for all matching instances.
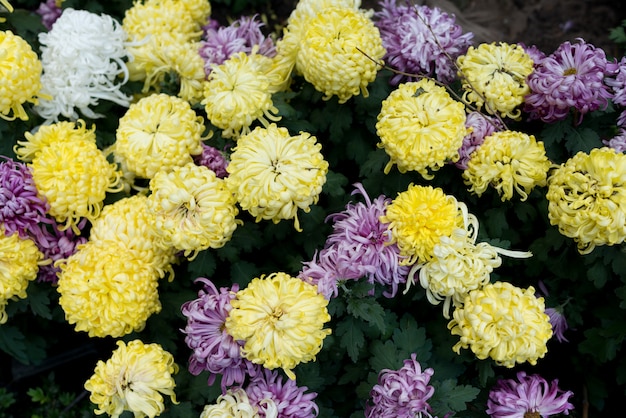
[604,128,626,152]
[33,219,87,283]
[199,15,276,76]
[246,369,319,418]
[365,353,435,418]
[519,42,547,64]
[524,38,613,125]
[606,56,626,107]
[374,0,473,85]
[455,111,504,169]
[299,183,409,298]
[194,143,229,178]
[487,371,574,418]
[36,0,63,31]
[0,157,51,240]
[181,278,260,390]
[545,307,569,343]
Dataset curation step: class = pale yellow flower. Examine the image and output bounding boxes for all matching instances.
[376,79,467,178]
[457,42,533,120]
[546,147,626,254]
[90,195,178,280]
[0,30,42,121]
[85,339,178,418]
[447,281,552,368]
[463,130,550,201]
[0,228,45,324]
[200,388,260,418]
[297,5,385,103]
[57,240,162,338]
[202,51,281,139]
[114,93,205,180]
[16,121,123,233]
[225,272,332,380]
[123,0,200,43]
[148,163,241,259]
[380,184,466,265]
[226,124,328,231]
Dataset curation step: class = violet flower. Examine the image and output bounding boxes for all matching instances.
[365,353,436,418]
[374,0,473,85]
[33,219,87,284]
[181,278,260,391]
[545,307,570,343]
[0,157,51,240]
[246,369,319,418]
[604,127,626,153]
[487,371,574,418]
[194,143,229,178]
[36,0,62,30]
[455,111,504,170]
[524,38,613,125]
[199,15,276,76]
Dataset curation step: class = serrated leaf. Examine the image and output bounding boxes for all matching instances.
[335,317,365,362]
[587,260,610,289]
[0,325,43,365]
[26,284,53,320]
[346,297,386,334]
[359,149,388,177]
[323,170,349,197]
[369,339,402,372]
[327,102,353,141]
[483,208,508,237]
[392,315,431,360]
[187,249,217,278]
[430,379,480,413]
[230,261,260,285]
[563,126,600,154]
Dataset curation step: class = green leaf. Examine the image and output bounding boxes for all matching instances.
[346,297,386,334]
[430,379,480,413]
[563,126,600,154]
[26,284,53,320]
[327,102,353,141]
[335,317,366,362]
[0,325,45,365]
[587,260,610,289]
[323,170,349,197]
[369,339,402,372]
[392,315,431,361]
[483,208,508,237]
[187,250,217,278]
[359,149,388,178]
[27,388,48,405]
[230,261,260,285]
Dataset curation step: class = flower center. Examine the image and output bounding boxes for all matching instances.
[524,411,541,418]
[563,67,577,76]
[270,306,284,322]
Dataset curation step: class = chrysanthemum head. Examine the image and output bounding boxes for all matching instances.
[455,111,504,170]
[200,388,258,418]
[457,42,533,120]
[376,79,467,178]
[226,124,328,231]
[487,371,574,418]
[546,147,626,254]
[380,184,466,265]
[448,281,553,367]
[463,130,551,201]
[85,339,179,418]
[114,93,205,180]
[296,5,385,103]
[0,30,43,121]
[225,272,332,380]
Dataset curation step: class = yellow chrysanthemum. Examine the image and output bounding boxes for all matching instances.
[0,30,43,121]
[176,0,211,26]
[200,388,259,418]
[16,121,123,233]
[380,184,466,265]
[57,240,162,337]
[90,195,178,280]
[457,42,533,120]
[114,93,205,180]
[376,79,467,178]
[546,147,626,254]
[447,281,552,368]
[123,0,199,43]
[0,229,45,324]
[167,41,207,103]
[463,130,551,201]
[148,163,241,259]
[226,124,328,231]
[202,51,281,139]
[296,5,385,103]
[85,339,178,418]
[225,272,332,380]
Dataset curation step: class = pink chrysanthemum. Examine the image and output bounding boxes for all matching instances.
[487,371,574,418]
[181,278,260,390]
[0,157,50,240]
[365,353,435,418]
[200,15,276,76]
[374,0,473,85]
[246,369,319,418]
[193,143,229,178]
[524,38,613,124]
[454,111,504,170]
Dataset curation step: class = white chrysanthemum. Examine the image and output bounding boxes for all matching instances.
[34,8,132,123]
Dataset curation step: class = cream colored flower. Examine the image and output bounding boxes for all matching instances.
[200,388,259,418]
[463,130,551,201]
[114,93,205,180]
[448,281,552,368]
[296,5,385,103]
[546,147,626,254]
[226,124,328,231]
[148,163,241,259]
[85,339,178,418]
[225,272,332,380]
[376,79,467,178]
[457,42,533,120]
